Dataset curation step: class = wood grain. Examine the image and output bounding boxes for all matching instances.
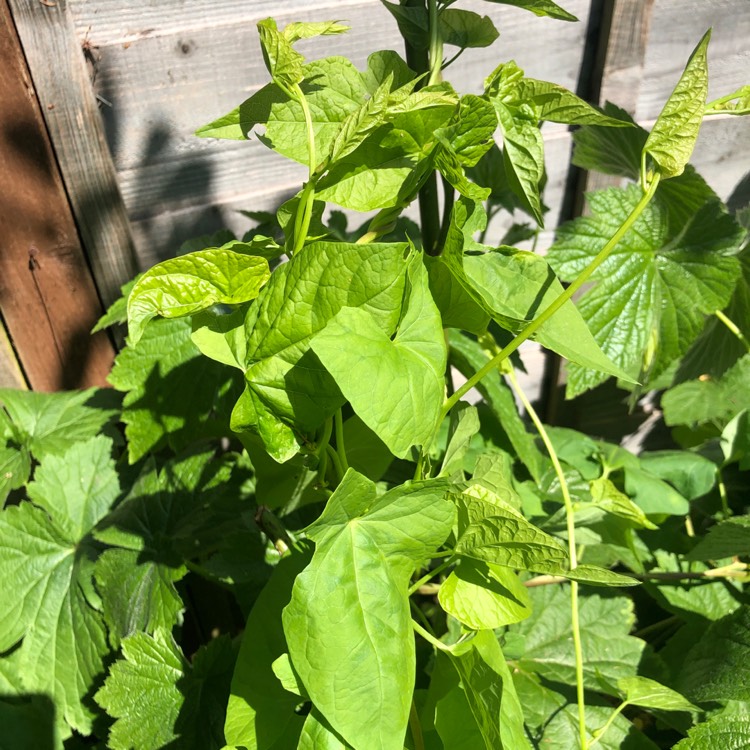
[8,0,139,304]
[0,0,115,390]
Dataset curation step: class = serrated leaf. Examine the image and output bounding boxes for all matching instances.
[94,548,185,648]
[283,470,455,750]
[311,255,446,458]
[674,716,750,749]
[481,0,577,21]
[96,629,235,750]
[240,241,408,461]
[225,551,311,750]
[0,387,120,461]
[438,559,531,630]
[0,436,118,733]
[509,585,645,687]
[678,605,750,702]
[617,676,696,712]
[440,9,499,48]
[127,244,270,346]
[663,353,750,428]
[109,317,241,462]
[548,185,744,397]
[686,516,750,560]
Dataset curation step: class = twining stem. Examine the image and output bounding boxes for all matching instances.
[409,558,454,596]
[588,701,628,749]
[334,408,349,473]
[427,0,443,87]
[325,443,345,483]
[717,467,731,519]
[409,701,426,750]
[441,174,662,419]
[715,309,750,352]
[507,368,587,750]
[291,83,318,255]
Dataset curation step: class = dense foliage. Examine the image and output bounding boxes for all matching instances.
[1,1,749,748]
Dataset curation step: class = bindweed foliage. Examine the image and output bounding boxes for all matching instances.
[0,1,749,748]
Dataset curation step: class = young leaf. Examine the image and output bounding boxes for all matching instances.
[257,18,305,92]
[311,255,446,458]
[616,676,696,712]
[705,84,750,116]
[438,559,531,629]
[440,9,499,49]
[481,0,577,22]
[435,94,497,167]
[0,436,118,733]
[282,21,349,43]
[240,241,408,461]
[283,470,455,750]
[96,629,235,750]
[126,244,270,346]
[589,477,657,530]
[643,30,711,179]
[548,185,744,397]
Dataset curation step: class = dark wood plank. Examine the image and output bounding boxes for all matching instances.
[8,0,139,306]
[0,0,115,390]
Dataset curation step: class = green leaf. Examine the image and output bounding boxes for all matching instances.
[92,276,139,332]
[624,466,690,517]
[509,585,645,687]
[674,717,750,749]
[481,0,577,22]
[436,94,497,167]
[342,414,394,482]
[380,1,429,49]
[548,185,744,396]
[637,450,716,500]
[440,403,481,477]
[438,559,531,629]
[686,516,750,561]
[311,255,446,458]
[241,241,408,461]
[447,631,531,750]
[663,354,750,428]
[644,30,711,178]
[617,676,696,712]
[0,696,62,750]
[706,84,750,116]
[109,317,241,462]
[127,244,270,346]
[678,605,750,702]
[0,387,120,461]
[589,477,657,530]
[298,711,351,750]
[96,629,235,750]
[440,9,499,48]
[282,21,349,43]
[283,470,455,750]
[0,436,118,733]
[515,78,632,126]
[225,551,311,750]
[257,18,304,91]
[94,548,185,648]
[427,254,490,334]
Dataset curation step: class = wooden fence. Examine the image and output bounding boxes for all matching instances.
[1,0,748,394]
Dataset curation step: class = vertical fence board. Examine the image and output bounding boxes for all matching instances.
[0,0,115,390]
[7,0,139,308]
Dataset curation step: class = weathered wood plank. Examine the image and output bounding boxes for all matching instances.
[8,0,139,305]
[0,0,115,390]
[0,318,27,390]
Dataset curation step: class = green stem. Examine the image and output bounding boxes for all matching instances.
[441,174,661,418]
[409,700,426,750]
[412,619,452,651]
[414,450,425,481]
[589,701,628,749]
[507,369,587,750]
[326,443,344,483]
[717,466,731,519]
[409,558,454,596]
[427,0,443,87]
[334,409,349,473]
[291,83,318,255]
[316,417,333,485]
[715,309,750,352]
